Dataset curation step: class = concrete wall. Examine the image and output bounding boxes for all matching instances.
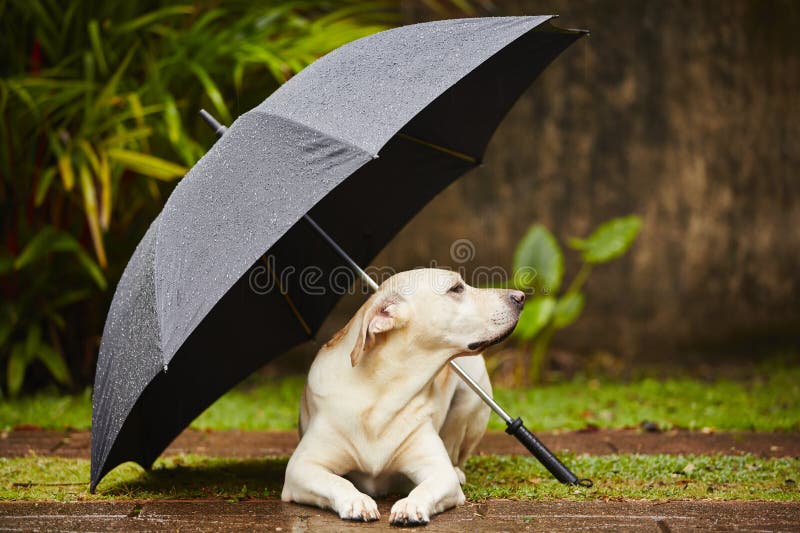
[367,0,799,361]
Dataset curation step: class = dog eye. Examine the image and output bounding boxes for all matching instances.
[448,283,465,294]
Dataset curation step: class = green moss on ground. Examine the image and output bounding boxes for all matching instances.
[463,453,800,501]
[1,453,797,502]
[2,366,798,432]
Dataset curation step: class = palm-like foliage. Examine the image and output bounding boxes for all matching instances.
[0,0,411,396]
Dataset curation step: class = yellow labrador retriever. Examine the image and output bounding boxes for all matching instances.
[281,268,525,526]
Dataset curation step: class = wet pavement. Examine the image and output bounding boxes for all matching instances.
[1,499,799,532]
[3,428,799,459]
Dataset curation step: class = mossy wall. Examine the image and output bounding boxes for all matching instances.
[368,0,800,360]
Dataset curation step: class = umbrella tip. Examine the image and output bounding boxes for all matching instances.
[199,109,228,138]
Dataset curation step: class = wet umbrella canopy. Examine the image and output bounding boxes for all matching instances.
[91,16,586,491]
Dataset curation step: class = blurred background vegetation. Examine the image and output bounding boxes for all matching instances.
[1,0,798,397]
[0,0,485,396]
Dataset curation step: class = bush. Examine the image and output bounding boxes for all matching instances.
[0,0,405,396]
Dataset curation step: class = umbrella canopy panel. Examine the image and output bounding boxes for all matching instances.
[91,16,585,491]
[260,16,572,157]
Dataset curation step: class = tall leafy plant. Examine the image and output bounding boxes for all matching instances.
[0,0,415,396]
[511,216,642,383]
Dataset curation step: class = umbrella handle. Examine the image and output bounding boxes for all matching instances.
[505,417,593,487]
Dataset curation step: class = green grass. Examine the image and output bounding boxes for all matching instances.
[492,371,800,431]
[1,453,797,502]
[2,367,799,432]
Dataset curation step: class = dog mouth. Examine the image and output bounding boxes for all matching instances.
[467,324,517,352]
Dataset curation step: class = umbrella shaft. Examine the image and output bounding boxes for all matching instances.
[302,215,379,292]
[302,214,511,423]
[448,360,512,424]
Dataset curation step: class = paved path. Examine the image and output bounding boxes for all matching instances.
[3,428,799,458]
[3,429,798,531]
[1,499,798,532]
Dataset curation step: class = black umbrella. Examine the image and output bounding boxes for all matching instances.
[91,16,590,492]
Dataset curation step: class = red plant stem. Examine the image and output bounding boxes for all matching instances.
[30,40,41,75]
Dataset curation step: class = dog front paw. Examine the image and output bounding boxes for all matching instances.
[454,466,466,485]
[336,493,380,522]
[389,497,430,527]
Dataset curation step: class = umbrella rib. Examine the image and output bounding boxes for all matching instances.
[262,255,313,337]
[395,133,479,165]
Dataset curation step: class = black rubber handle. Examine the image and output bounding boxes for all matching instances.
[505,417,593,487]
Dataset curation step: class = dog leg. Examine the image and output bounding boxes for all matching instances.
[388,429,465,527]
[282,449,379,521]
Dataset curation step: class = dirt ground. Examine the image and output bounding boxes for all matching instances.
[3,427,799,459]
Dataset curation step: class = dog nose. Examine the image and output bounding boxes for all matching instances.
[509,290,525,307]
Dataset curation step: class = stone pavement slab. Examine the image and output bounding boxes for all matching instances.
[1,499,798,532]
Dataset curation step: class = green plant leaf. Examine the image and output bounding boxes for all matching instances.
[189,63,232,124]
[7,343,29,397]
[107,148,187,181]
[14,226,81,270]
[34,167,57,206]
[57,152,75,191]
[79,162,108,267]
[47,289,92,311]
[100,126,152,147]
[46,312,66,331]
[77,140,100,174]
[163,96,182,145]
[37,343,72,386]
[90,44,137,123]
[110,5,195,35]
[512,296,556,341]
[233,63,245,93]
[74,252,107,290]
[569,215,642,264]
[24,324,42,357]
[553,293,585,329]
[12,226,106,289]
[0,250,13,275]
[87,19,109,76]
[513,225,563,295]
[98,150,111,230]
[5,80,39,118]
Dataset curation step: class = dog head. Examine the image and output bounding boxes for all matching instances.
[348,268,525,366]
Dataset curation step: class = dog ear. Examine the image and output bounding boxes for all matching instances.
[349,292,406,367]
